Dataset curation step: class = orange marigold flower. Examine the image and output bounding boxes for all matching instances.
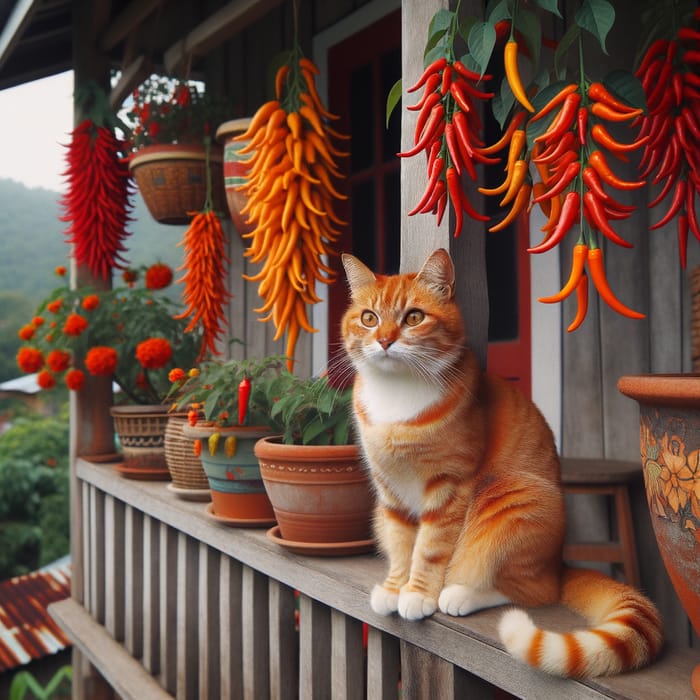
[65,368,85,391]
[122,268,138,287]
[46,299,63,313]
[37,369,56,389]
[63,313,89,336]
[55,265,67,277]
[188,368,200,378]
[145,263,173,290]
[85,346,118,376]
[18,324,35,340]
[17,347,44,373]
[169,367,186,383]
[136,337,173,370]
[81,294,100,311]
[32,316,45,327]
[46,349,71,372]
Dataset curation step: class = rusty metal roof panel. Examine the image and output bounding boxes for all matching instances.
[0,560,71,672]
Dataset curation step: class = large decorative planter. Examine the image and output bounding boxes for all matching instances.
[128,143,225,225]
[215,117,253,236]
[182,423,275,524]
[164,414,210,500]
[110,404,171,480]
[618,374,700,697]
[255,436,374,554]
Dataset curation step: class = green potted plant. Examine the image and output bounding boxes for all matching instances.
[16,263,201,479]
[253,372,375,554]
[122,74,231,224]
[171,354,286,523]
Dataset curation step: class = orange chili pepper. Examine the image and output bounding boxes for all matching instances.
[504,40,535,112]
[590,101,643,122]
[567,274,589,332]
[588,150,646,190]
[490,183,532,233]
[587,247,645,319]
[587,82,640,114]
[539,244,588,303]
[475,111,527,155]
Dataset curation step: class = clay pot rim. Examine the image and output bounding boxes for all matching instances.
[129,142,224,168]
[618,373,700,407]
[216,117,252,142]
[254,434,360,461]
[182,423,273,440]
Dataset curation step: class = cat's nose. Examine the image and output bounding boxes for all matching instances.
[378,337,394,351]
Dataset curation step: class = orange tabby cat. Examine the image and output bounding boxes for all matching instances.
[340,248,662,678]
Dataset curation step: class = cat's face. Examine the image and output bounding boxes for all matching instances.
[340,249,465,378]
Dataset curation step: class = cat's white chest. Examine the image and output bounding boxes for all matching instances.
[357,367,443,424]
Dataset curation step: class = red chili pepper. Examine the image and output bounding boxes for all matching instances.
[528,191,580,254]
[440,65,453,96]
[409,156,445,215]
[588,82,639,114]
[577,107,588,146]
[590,102,643,122]
[534,160,580,203]
[649,173,677,209]
[587,248,645,319]
[398,103,445,158]
[583,191,633,248]
[591,123,648,155]
[406,73,441,111]
[531,84,579,123]
[413,91,442,142]
[450,81,473,114]
[445,167,465,237]
[635,39,670,78]
[535,92,581,144]
[238,376,251,425]
[407,57,448,93]
[445,122,463,175]
[453,60,490,82]
[532,131,576,165]
[650,179,687,230]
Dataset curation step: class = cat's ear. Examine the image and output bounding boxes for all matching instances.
[342,253,376,296]
[416,248,455,299]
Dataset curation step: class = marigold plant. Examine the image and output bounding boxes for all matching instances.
[16,263,201,404]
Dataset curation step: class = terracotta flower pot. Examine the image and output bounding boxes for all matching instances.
[110,404,171,480]
[183,423,275,522]
[215,117,253,236]
[618,374,700,697]
[128,143,225,225]
[255,436,374,544]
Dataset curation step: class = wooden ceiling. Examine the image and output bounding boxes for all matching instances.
[0,0,283,104]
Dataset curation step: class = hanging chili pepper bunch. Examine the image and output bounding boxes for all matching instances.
[61,83,132,280]
[235,45,349,372]
[396,5,493,238]
[174,138,230,361]
[635,9,700,268]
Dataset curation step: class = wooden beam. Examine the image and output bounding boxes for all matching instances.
[163,0,283,75]
[109,54,151,111]
[99,0,167,51]
[0,0,40,72]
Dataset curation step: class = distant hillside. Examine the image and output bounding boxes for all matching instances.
[0,178,187,304]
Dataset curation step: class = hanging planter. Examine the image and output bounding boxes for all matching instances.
[216,117,254,236]
[128,143,226,225]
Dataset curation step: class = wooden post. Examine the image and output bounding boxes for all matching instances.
[400,0,489,368]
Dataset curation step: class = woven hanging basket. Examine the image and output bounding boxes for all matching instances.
[129,143,226,225]
[164,415,210,491]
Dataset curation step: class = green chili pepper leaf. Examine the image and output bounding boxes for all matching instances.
[423,44,448,69]
[575,0,615,55]
[513,8,542,73]
[385,78,402,129]
[603,69,648,112]
[530,0,563,19]
[554,23,580,80]
[486,0,510,24]
[428,8,454,37]
[492,78,516,130]
[467,21,497,78]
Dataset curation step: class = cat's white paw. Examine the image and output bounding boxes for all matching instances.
[438,584,510,616]
[397,590,437,620]
[370,585,399,615]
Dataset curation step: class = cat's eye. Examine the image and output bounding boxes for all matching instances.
[361,310,378,327]
[404,309,425,327]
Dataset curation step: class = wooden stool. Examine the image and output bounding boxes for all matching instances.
[560,457,642,588]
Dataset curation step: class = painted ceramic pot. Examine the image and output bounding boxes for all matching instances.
[215,118,253,236]
[255,436,374,544]
[183,423,275,522]
[618,374,700,697]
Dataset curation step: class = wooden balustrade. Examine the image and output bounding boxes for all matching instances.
[49,458,699,700]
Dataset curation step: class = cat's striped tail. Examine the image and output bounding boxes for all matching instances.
[497,567,663,678]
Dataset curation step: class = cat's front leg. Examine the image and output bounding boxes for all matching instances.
[371,503,417,616]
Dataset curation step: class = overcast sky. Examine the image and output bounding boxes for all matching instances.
[0,71,73,193]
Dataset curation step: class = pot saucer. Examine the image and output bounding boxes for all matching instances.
[114,463,171,481]
[166,483,211,502]
[204,502,276,528]
[266,525,375,557]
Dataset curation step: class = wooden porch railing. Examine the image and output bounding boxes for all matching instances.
[49,458,699,700]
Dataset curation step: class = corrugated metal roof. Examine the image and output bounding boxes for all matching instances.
[0,560,71,672]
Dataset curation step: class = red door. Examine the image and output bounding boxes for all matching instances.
[326,11,531,397]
